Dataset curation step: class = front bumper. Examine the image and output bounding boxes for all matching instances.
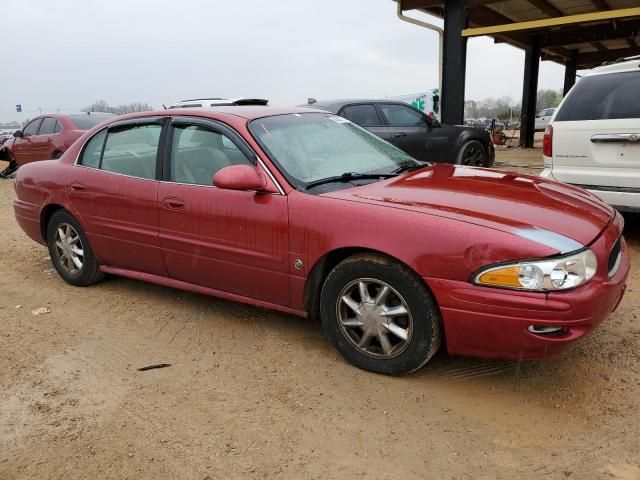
[424,216,629,360]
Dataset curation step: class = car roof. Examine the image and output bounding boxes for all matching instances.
[112,106,329,122]
[29,112,114,119]
[588,57,640,76]
[302,99,407,112]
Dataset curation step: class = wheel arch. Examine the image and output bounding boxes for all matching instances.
[0,146,12,162]
[303,246,427,320]
[40,204,67,241]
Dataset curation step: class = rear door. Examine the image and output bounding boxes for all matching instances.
[33,117,57,160]
[338,103,390,141]
[67,117,167,276]
[552,69,640,189]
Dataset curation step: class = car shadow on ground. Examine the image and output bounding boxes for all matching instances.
[96,272,580,396]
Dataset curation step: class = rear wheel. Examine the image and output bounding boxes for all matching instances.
[320,254,441,375]
[46,210,103,286]
[457,140,487,167]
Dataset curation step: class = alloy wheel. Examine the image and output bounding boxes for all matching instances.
[54,223,84,274]
[461,144,485,166]
[336,278,413,358]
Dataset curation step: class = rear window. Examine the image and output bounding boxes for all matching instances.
[68,114,114,130]
[556,71,640,121]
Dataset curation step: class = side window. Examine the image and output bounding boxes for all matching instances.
[39,118,57,135]
[170,125,252,185]
[556,71,640,121]
[80,130,107,168]
[22,119,42,136]
[339,104,382,127]
[54,121,62,133]
[379,104,425,127]
[100,124,161,179]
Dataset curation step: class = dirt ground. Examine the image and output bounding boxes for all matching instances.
[1,153,639,480]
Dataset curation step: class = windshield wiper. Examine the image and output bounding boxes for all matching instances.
[392,162,429,174]
[305,172,396,190]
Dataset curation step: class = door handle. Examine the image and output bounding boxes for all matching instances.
[69,181,86,192]
[591,133,640,143]
[393,132,408,138]
[162,197,185,210]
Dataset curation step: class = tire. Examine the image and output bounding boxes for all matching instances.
[46,209,103,286]
[0,159,18,178]
[456,140,487,167]
[320,253,441,375]
[52,151,63,159]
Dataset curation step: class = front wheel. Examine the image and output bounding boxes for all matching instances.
[46,210,103,286]
[320,254,441,375]
[0,159,18,178]
[457,140,487,167]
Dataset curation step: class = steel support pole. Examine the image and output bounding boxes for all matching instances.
[563,53,578,95]
[520,35,540,148]
[441,0,467,125]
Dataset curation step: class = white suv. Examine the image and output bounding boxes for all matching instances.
[168,97,268,109]
[540,57,640,212]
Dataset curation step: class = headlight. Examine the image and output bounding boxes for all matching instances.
[473,249,597,292]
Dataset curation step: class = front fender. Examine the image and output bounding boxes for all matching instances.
[287,190,553,310]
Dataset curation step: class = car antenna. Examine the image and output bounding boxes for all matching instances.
[162,104,167,110]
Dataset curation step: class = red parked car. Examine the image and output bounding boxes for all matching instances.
[13,107,629,374]
[0,112,113,177]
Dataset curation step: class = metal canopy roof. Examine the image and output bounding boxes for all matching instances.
[400,0,640,68]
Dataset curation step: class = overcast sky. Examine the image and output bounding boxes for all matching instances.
[0,0,567,122]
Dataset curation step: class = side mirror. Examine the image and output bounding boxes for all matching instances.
[213,165,267,192]
[13,130,23,138]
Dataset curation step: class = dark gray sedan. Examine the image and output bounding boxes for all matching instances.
[305,99,494,167]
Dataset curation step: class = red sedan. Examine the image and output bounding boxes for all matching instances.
[0,112,113,177]
[13,107,629,374]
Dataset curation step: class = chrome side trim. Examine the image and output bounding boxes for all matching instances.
[591,133,640,143]
[72,123,286,195]
[528,325,564,335]
[512,227,584,254]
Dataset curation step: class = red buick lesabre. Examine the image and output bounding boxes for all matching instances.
[13,107,629,374]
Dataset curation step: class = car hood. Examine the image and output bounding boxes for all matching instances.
[321,164,614,252]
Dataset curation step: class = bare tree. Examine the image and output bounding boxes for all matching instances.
[82,100,154,115]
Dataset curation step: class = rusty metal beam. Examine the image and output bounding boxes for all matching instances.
[588,0,610,9]
[525,0,564,18]
[538,21,640,48]
[577,46,640,67]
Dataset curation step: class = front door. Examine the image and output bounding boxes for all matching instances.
[157,117,290,306]
[66,118,167,276]
[12,118,42,165]
[376,103,433,162]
